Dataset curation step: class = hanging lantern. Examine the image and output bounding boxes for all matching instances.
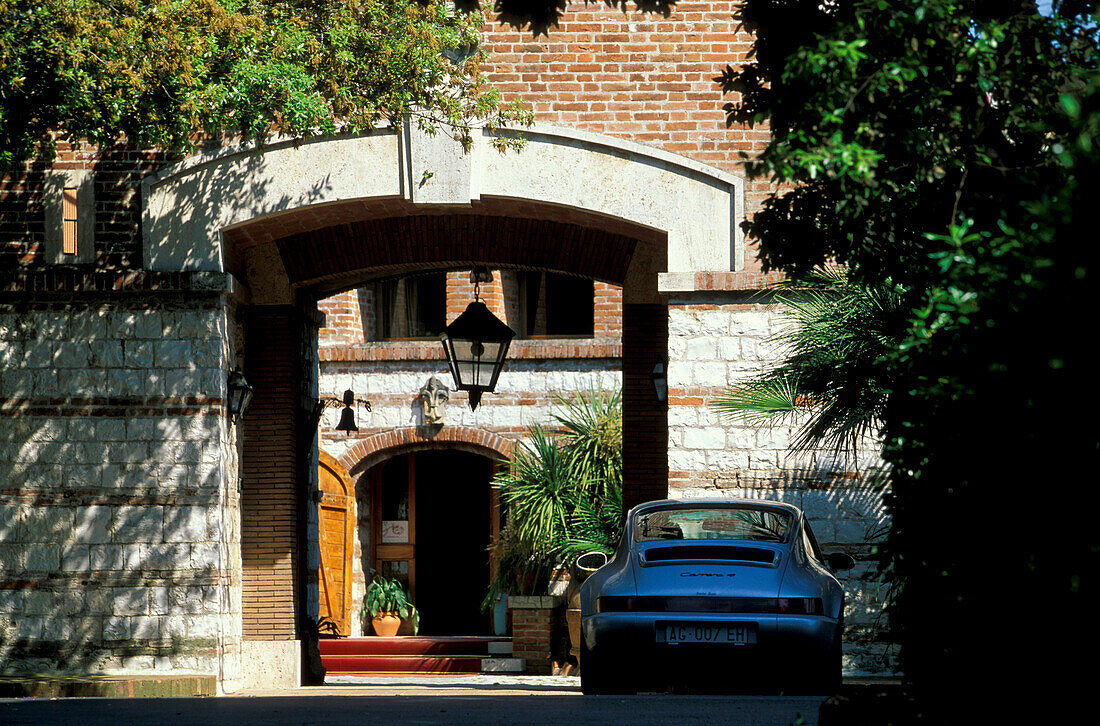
[440,269,515,410]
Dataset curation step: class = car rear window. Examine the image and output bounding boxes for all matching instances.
[633,507,792,543]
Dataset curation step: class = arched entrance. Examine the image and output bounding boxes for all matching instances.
[363,449,498,636]
[143,121,744,685]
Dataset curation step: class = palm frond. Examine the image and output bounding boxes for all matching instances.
[713,267,904,456]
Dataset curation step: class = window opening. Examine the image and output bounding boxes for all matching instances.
[373,273,446,340]
[519,272,594,338]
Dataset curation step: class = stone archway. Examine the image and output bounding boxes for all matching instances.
[141,121,745,685]
[142,122,746,306]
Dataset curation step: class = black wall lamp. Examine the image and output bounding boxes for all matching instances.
[227,366,254,424]
[440,267,516,411]
[650,361,668,404]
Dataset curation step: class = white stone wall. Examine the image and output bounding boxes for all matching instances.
[666,297,896,675]
[318,358,622,463]
[0,300,242,685]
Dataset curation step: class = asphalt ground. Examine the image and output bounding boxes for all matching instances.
[0,674,850,725]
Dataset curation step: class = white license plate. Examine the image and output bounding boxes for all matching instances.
[659,622,757,645]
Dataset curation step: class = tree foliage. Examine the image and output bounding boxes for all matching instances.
[727,0,1099,717]
[0,0,532,170]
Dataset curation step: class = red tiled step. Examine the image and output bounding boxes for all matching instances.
[319,637,509,658]
[322,655,484,674]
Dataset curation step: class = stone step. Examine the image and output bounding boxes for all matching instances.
[320,637,515,675]
[319,636,509,657]
[322,655,483,674]
[480,657,525,673]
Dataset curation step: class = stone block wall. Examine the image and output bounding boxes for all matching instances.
[0,275,243,689]
[318,349,623,461]
[665,290,895,675]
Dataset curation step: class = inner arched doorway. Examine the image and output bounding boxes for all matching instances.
[363,449,499,636]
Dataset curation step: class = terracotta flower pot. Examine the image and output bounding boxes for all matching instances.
[372,613,401,637]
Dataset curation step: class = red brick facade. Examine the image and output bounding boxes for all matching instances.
[480,0,771,272]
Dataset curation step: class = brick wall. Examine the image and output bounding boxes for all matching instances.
[481,0,773,271]
[318,271,624,348]
[0,142,170,270]
[622,303,669,513]
[240,306,302,641]
[508,596,560,675]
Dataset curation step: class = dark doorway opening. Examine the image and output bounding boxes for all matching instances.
[413,450,492,635]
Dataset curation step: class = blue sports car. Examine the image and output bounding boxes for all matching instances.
[578,498,854,694]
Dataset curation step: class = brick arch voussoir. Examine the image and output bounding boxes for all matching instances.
[274,211,646,296]
[339,426,514,479]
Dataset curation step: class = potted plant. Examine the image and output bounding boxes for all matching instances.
[363,577,419,636]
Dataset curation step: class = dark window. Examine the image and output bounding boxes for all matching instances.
[374,273,446,339]
[519,272,594,338]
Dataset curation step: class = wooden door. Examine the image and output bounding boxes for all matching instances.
[317,451,354,636]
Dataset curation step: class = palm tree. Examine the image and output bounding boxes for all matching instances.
[483,387,624,609]
[712,267,906,455]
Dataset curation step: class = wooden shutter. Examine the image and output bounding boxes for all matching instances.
[62,187,78,255]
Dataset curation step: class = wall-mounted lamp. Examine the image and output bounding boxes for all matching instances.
[314,389,372,435]
[227,366,254,424]
[440,267,515,411]
[650,361,668,404]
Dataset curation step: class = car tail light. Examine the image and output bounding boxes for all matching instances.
[597,596,638,613]
[777,597,824,615]
[597,596,824,614]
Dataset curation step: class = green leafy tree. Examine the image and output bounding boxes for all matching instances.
[726,0,1099,718]
[0,0,531,171]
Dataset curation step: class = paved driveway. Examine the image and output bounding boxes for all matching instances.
[2,675,828,725]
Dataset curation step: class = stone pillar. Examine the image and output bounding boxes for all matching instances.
[239,305,303,688]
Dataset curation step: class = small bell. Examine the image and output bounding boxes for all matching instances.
[335,406,358,434]
[335,390,358,434]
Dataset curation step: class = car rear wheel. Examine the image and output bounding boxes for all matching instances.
[580,636,630,694]
[811,616,844,694]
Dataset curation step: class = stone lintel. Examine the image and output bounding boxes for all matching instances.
[507,595,562,610]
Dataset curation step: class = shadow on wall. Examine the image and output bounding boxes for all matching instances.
[0,302,239,678]
[143,135,342,280]
[677,462,896,676]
